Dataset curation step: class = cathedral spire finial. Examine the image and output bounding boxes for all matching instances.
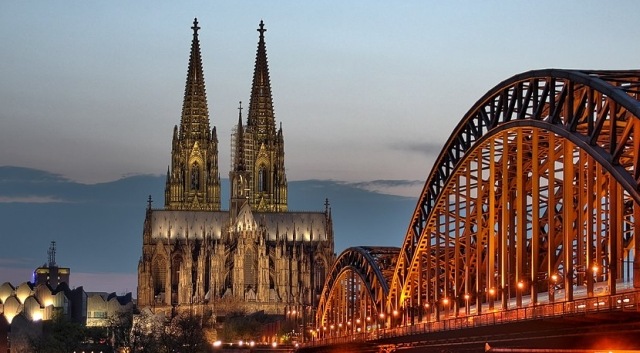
[238,101,243,121]
[192,18,200,36]
[257,20,266,39]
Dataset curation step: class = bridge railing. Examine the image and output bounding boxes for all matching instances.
[306,290,640,347]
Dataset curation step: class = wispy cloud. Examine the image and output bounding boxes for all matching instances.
[344,180,423,198]
[0,195,69,203]
[0,258,37,266]
[389,141,444,157]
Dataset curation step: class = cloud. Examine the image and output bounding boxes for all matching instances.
[389,141,444,157]
[0,166,69,183]
[0,258,37,267]
[0,195,69,203]
[344,180,423,198]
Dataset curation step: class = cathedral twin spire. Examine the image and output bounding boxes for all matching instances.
[166,18,287,214]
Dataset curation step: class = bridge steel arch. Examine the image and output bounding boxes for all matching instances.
[316,246,399,335]
[387,69,640,323]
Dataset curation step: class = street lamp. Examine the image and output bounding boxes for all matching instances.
[392,309,399,327]
[549,274,559,303]
[464,294,470,315]
[516,280,525,307]
[442,297,450,317]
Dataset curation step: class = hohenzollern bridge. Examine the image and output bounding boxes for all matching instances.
[300,69,640,353]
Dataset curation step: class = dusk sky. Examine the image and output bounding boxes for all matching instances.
[4,2,640,192]
[2,2,640,293]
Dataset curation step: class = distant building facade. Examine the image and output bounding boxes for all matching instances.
[0,247,133,353]
[32,241,70,289]
[137,19,335,319]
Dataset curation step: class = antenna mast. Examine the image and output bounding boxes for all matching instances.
[47,241,57,267]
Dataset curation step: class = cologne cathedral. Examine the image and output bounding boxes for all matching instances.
[137,19,335,319]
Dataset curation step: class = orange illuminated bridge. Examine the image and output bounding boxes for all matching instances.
[309,69,640,352]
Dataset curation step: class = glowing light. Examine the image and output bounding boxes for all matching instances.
[32,311,43,321]
[271,342,277,348]
[213,341,222,347]
[442,298,449,305]
[5,313,15,324]
[489,288,496,296]
[249,341,255,347]
[464,294,470,300]
[238,340,243,346]
[517,281,524,290]
[392,309,399,317]
[551,274,558,282]
[592,265,599,274]
[379,312,385,319]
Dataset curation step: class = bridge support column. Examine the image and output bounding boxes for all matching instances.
[635,201,640,289]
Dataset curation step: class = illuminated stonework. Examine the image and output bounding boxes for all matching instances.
[137,19,335,318]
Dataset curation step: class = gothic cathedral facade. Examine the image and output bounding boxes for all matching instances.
[137,19,335,318]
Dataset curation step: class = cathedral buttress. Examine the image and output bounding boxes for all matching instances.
[165,18,221,211]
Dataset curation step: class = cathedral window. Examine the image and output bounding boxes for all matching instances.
[258,166,267,192]
[171,255,183,292]
[153,259,167,295]
[314,259,326,294]
[244,249,257,291]
[191,162,200,190]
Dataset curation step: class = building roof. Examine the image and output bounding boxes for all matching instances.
[149,209,330,242]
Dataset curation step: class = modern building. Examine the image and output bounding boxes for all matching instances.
[0,245,133,353]
[136,19,335,321]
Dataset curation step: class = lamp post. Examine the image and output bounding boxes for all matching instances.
[488,287,496,310]
[392,309,399,328]
[464,294,470,315]
[442,297,450,318]
[516,280,524,308]
[549,274,558,303]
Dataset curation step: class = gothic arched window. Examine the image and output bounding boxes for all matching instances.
[258,166,267,192]
[314,259,326,294]
[244,248,257,290]
[152,258,166,295]
[191,162,200,190]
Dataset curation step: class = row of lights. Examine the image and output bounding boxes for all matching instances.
[213,340,274,348]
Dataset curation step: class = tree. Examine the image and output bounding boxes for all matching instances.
[30,313,86,353]
[108,311,133,350]
[167,312,208,353]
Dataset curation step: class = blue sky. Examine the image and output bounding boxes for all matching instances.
[2,1,640,292]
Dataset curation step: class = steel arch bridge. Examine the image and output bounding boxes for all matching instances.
[316,246,399,335]
[316,69,640,334]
